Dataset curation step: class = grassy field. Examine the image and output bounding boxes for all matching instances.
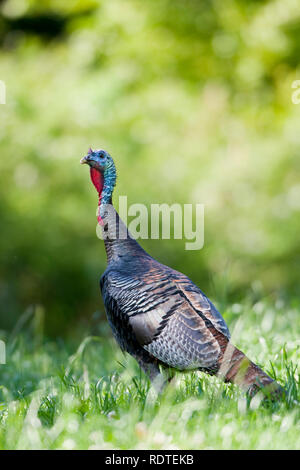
[0,298,299,450]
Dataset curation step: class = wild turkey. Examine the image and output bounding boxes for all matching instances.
[80,148,282,399]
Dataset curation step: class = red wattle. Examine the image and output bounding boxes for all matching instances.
[90,167,104,195]
[90,168,105,225]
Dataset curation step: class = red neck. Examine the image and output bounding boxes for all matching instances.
[90,167,104,195]
[90,168,105,225]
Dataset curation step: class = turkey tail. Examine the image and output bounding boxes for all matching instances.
[216,341,283,399]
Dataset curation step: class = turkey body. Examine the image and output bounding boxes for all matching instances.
[81,148,283,399]
[100,238,277,397]
[101,251,230,374]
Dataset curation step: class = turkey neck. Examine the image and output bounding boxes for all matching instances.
[101,205,146,264]
[93,164,146,264]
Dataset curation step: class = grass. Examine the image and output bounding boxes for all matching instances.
[0,298,299,450]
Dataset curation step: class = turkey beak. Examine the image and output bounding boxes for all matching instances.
[80,155,89,165]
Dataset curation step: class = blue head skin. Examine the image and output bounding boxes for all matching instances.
[80,148,117,223]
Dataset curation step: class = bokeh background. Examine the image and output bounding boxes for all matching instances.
[0,0,300,337]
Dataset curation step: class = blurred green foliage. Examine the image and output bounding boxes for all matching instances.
[0,0,300,335]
